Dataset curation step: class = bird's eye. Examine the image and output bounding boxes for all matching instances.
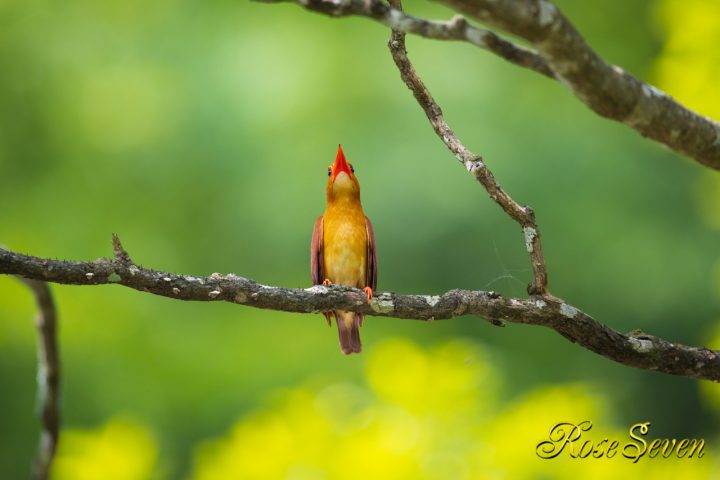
[327,167,331,177]
[349,164,355,173]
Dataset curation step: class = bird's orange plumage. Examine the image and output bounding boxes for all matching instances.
[311,145,377,354]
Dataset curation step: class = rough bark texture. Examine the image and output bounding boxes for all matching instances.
[19,279,60,480]
[2,240,719,382]
[265,0,720,169]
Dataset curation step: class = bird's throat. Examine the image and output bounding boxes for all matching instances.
[329,173,360,203]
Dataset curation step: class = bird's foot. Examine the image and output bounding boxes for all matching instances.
[363,287,373,302]
[321,280,333,325]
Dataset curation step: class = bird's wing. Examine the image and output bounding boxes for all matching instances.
[311,216,324,285]
[365,216,377,291]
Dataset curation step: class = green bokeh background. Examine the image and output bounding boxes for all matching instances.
[1,0,719,478]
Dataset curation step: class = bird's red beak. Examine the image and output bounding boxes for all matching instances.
[332,144,352,177]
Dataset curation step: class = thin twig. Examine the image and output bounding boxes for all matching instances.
[386,0,548,295]
[3,239,720,381]
[19,278,60,480]
[260,0,555,78]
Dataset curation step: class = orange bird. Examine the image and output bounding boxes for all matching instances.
[311,145,377,355]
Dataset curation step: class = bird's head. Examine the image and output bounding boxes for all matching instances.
[326,144,360,200]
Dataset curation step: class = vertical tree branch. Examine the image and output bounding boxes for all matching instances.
[386,0,548,295]
[20,279,60,480]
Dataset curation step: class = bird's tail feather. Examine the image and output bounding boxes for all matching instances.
[336,311,362,355]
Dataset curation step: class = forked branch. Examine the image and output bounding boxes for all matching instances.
[386,0,548,295]
[263,0,720,169]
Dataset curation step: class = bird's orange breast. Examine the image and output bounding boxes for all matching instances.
[323,202,367,288]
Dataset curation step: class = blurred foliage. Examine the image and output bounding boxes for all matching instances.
[190,339,716,479]
[654,0,720,412]
[1,0,719,478]
[53,417,158,480]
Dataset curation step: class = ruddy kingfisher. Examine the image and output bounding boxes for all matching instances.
[311,145,377,355]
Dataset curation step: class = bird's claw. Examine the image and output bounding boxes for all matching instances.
[363,287,373,302]
[322,279,332,286]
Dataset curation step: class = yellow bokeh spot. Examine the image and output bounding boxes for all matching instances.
[194,389,334,480]
[654,0,720,119]
[480,385,611,479]
[365,338,497,416]
[52,416,157,480]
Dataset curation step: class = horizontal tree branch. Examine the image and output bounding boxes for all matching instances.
[2,237,719,382]
[264,0,720,169]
